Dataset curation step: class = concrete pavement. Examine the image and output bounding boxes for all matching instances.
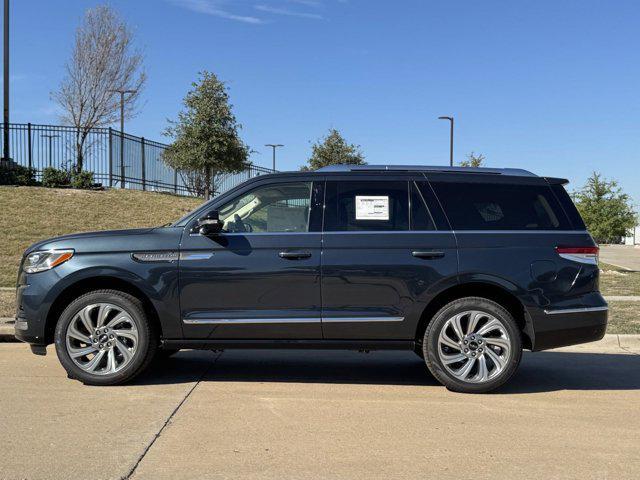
[601,244,640,271]
[0,339,639,480]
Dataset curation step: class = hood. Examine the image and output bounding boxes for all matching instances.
[24,227,167,255]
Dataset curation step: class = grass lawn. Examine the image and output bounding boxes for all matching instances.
[606,301,640,334]
[0,186,203,287]
[0,290,14,318]
[599,262,640,297]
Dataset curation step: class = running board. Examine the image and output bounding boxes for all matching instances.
[162,339,415,351]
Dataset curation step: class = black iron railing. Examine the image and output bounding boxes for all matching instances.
[0,122,275,196]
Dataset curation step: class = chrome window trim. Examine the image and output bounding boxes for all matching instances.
[188,230,589,236]
[543,306,608,315]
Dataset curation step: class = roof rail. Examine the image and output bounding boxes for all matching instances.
[315,164,537,177]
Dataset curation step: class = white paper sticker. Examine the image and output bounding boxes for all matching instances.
[355,196,389,220]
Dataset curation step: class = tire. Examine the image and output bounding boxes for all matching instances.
[54,289,158,386]
[423,297,522,393]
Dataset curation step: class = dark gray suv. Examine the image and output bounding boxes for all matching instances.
[14,165,607,393]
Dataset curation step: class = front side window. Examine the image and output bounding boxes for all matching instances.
[324,181,409,231]
[218,182,312,233]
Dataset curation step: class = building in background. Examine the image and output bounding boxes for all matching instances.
[624,226,640,246]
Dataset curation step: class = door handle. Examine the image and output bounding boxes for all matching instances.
[279,251,312,260]
[412,251,445,259]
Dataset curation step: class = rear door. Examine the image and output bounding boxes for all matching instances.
[320,175,458,340]
[425,172,595,311]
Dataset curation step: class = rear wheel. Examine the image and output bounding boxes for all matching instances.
[423,297,522,393]
[54,290,157,385]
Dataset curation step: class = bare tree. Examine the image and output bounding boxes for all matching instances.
[52,5,145,172]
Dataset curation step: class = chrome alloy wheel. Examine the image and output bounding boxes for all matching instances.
[437,310,512,384]
[65,303,139,375]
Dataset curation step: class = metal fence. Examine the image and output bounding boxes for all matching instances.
[0,122,275,197]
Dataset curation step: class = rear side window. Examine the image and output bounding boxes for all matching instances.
[431,181,572,230]
[324,181,409,231]
[550,184,586,230]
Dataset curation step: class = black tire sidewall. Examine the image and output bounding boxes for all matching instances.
[424,297,522,393]
[54,290,154,386]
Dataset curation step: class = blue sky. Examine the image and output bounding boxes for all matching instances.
[6,0,640,203]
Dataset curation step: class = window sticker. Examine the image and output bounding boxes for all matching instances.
[355,195,390,220]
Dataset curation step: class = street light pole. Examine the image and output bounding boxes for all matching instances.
[265,144,284,171]
[3,0,9,163]
[438,116,454,167]
[42,134,60,167]
[109,89,137,188]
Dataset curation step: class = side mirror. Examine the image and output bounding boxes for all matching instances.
[193,210,223,236]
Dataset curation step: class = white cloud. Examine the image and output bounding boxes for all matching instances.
[254,4,323,19]
[168,0,264,24]
[287,0,322,7]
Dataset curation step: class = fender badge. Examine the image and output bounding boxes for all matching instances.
[131,252,179,263]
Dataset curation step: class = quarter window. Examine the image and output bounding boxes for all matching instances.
[218,182,312,233]
[324,181,409,231]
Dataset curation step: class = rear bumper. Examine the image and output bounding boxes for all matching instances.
[529,304,608,351]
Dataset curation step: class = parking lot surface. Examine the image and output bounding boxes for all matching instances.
[601,244,640,270]
[1,338,639,480]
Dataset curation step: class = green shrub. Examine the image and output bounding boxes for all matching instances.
[0,164,37,186]
[71,170,94,189]
[42,167,71,188]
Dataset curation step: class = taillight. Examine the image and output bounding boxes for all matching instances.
[555,246,599,265]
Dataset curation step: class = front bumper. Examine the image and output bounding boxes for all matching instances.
[13,271,58,347]
[529,299,608,351]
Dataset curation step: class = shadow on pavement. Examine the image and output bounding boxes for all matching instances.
[134,349,640,393]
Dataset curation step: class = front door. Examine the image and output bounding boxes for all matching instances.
[179,179,323,339]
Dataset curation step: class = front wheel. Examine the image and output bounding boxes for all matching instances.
[54,290,157,386]
[423,297,522,393]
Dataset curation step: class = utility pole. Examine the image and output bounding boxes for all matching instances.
[42,134,60,167]
[265,144,283,171]
[109,89,137,188]
[2,0,9,163]
[438,116,454,167]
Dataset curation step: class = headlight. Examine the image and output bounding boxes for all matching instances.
[24,249,74,273]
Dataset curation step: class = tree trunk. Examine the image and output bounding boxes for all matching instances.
[75,129,85,173]
[203,167,212,200]
[76,143,84,173]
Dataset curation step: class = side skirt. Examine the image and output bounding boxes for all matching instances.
[162,339,415,351]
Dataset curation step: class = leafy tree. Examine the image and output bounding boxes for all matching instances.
[460,152,485,167]
[163,71,250,199]
[52,5,145,172]
[573,172,637,244]
[301,128,365,171]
